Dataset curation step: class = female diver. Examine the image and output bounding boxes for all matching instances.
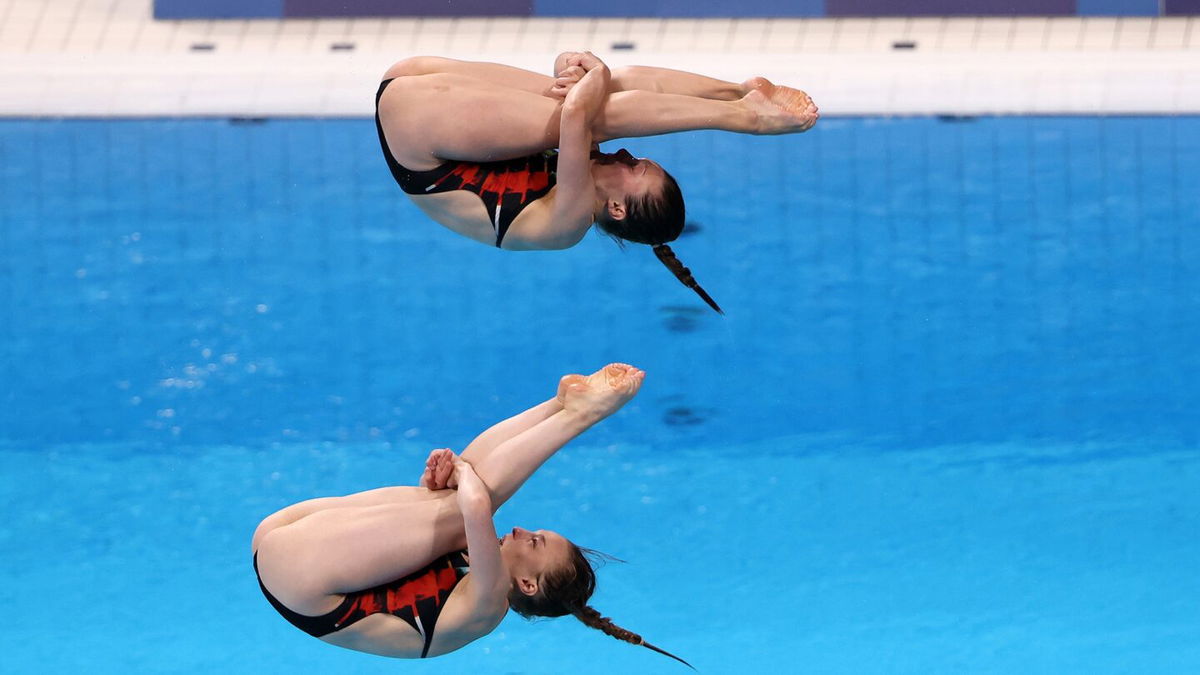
[252,363,690,667]
[375,52,819,313]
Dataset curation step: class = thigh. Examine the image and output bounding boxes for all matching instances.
[251,486,438,551]
[384,56,555,95]
[256,494,467,613]
[378,73,563,171]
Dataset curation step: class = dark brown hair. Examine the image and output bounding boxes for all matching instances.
[507,543,694,669]
[597,171,722,315]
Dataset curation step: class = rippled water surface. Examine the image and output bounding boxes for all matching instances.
[1,116,1197,673]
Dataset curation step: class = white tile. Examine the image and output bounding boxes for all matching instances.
[1176,16,1195,48]
[242,19,279,43]
[974,18,1012,51]
[835,24,872,52]
[1189,18,1198,50]
[1115,18,1153,50]
[694,20,731,53]
[553,18,597,52]
[276,19,317,38]
[133,23,176,52]
[864,18,907,51]
[1044,17,1080,51]
[1118,18,1155,32]
[169,22,219,52]
[63,21,106,53]
[41,0,82,20]
[593,17,631,43]
[206,22,247,39]
[791,20,827,53]
[625,17,662,44]
[479,21,522,52]
[1079,18,1117,50]
[445,18,489,53]
[29,20,73,53]
[411,24,457,53]
[0,21,35,52]
[938,18,979,51]
[378,19,419,51]
[272,20,317,50]
[514,20,555,52]
[312,19,352,37]
[871,19,918,52]
[108,0,145,20]
[622,19,663,52]
[556,18,594,35]
[97,28,138,53]
[1151,19,1188,50]
[7,0,46,20]
[478,17,523,52]
[727,18,768,51]
[695,20,732,52]
[872,18,910,37]
[658,19,698,52]
[1010,18,1048,50]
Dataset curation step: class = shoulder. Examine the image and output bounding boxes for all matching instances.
[426,575,508,656]
[501,188,590,251]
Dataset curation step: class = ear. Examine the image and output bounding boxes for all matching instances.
[518,576,540,597]
[606,200,627,222]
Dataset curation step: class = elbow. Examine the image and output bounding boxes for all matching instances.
[460,491,493,516]
[560,103,589,126]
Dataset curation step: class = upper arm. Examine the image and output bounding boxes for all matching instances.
[553,104,597,222]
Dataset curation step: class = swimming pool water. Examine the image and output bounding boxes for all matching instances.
[1,116,1198,673]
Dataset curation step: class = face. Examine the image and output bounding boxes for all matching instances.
[590,148,667,207]
[499,526,573,595]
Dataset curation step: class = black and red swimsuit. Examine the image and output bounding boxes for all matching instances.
[375,78,558,248]
[254,551,469,658]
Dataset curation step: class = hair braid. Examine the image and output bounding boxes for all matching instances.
[573,605,694,669]
[653,244,723,315]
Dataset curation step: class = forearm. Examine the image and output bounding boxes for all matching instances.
[469,409,596,511]
[460,398,562,465]
[457,488,497,545]
[455,485,510,607]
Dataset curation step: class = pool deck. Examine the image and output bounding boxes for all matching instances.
[1,0,1198,117]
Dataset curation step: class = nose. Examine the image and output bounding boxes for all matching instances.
[512,527,527,538]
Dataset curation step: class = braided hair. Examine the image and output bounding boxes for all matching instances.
[507,542,694,669]
[597,170,723,315]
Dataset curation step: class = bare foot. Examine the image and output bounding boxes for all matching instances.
[740,76,819,134]
[561,363,645,422]
[556,373,587,406]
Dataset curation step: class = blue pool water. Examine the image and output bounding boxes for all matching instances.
[1,116,1198,673]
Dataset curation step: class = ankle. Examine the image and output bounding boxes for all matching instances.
[558,407,604,430]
